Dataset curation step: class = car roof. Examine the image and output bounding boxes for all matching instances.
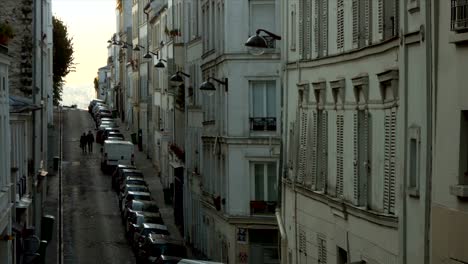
[148,233,183,244]
[127,191,151,196]
[142,223,167,230]
[116,164,136,169]
[122,169,142,173]
[160,256,224,264]
[125,184,148,188]
[108,131,123,134]
[125,176,144,180]
[131,200,158,206]
[104,140,132,145]
[136,211,161,217]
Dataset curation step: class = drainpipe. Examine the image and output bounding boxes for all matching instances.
[424,0,433,263]
[401,0,408,262]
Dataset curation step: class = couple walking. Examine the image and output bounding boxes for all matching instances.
[80,131,94,154]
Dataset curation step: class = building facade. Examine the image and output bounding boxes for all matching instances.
[280,0,431,263]
[431,0,468,263]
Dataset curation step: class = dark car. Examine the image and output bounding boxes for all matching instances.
[97,127,120,144]
[120,190,151,211]
[117,170,144,191]
[126,211,164,240]
[95,109,113,121]
[132,223,170,249]
[122,200,159,222]
[112,167,139,190]
[135,234,187,264]
[88,99,105,113]
[119,184,151,204]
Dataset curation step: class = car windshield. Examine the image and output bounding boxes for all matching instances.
[143,204,159,211]
[143,228,169,236]
[133,194,151,201]
[137,216,162,225]
[126,180,145,185]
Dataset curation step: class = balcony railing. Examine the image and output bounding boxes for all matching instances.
[249,117,276,131]
[250,201,277,215]
[451,0,468,31]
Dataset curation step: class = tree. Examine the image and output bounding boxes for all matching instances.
[53,16,75,105]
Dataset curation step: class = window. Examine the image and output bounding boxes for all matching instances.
[298,0,312,58]
[250,80,277,131]
[298,226,307,262]
[290,4,297,50]
[383,109,396,214]
[408,125,420,197]
[378,0,399,40]
[458,111,468,185]
[336,114,344,197]
[352,0,372,49]
[316,110,328,192]
[452,0,468,32]
[337,0,344,51]
[337,247,348,264]
[353,110,371,207]
[250,0,276,49]
[251,162,277,202]
[317,234,327,264]
[314,0,328,57]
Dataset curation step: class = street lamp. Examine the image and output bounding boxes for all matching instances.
[170,71,191,86]
[199,77,228,96]
[154,59,167,69]
[143,50,159,59]
[245,29,282,56]
[133,44,145,51]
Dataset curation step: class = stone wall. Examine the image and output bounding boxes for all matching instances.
[0,0,34,96]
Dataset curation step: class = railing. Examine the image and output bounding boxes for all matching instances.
[250,201,277,215]
[249,117,276,131]
[452,0,468,31]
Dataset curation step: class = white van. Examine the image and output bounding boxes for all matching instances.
[101,140,135,172]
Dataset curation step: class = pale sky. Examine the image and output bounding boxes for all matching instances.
[52,0,116,109]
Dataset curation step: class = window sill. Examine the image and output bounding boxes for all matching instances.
[449,32,468,44]
[295,184,398,228]
[407,187,420,198]
[450,184,468,198]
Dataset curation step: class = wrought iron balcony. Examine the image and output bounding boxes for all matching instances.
[249,117,276,131]
[250,201,277,215]
[452,0,468,31]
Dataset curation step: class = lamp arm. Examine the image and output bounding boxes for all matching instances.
[209,77,228,86]
[177,71,191,78]
[256,29,282,40]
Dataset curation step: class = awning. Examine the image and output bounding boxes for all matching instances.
[9,96,41,113]
[169,161,184,168]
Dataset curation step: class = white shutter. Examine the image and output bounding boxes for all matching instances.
[305,111,317,187]
[363,0,372,45]
[318,111,328,191]
[313,0,319,58]
[297,109,309,183]
[337,0,344,51]
[358,111,370,206]
[288,121,296,178]
[298,226,307,260]
[352,0,359,49]
[321,0,328,57]
[298,0,304,58]
[304,0,312,58]
[377,0,384,40]
[384,109,396,214]
[353,112,359,204]
[317,234,327,264]
[336,114,344,197]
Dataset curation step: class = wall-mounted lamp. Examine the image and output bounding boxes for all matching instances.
[133,44,145,51]
[155,59,167,68]
[143,50,159,59]
[245,28,282,55]
[170,71,191,86]
[199,77,228,96]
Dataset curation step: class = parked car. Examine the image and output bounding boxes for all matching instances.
[112,168,141,191]
[121,200,159,222]
[126,211,164,241]
[121,190,151,211]
[95,109,113,120]
[97,127,120,144]
[88,99,105,113]
[100,140,134,173]
[119,184,151,204]
[153,256,224,264]
[103,132,125,142]
[135,234,187,264]
[96,117,114,126]
[132,223,170,249]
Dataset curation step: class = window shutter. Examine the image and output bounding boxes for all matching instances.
[317,111,328,191]
[304,0,312,59]
[297,109,309,183]
[305,111,317,187]
[298,0,304,58]
[317,235,327,264]
[321,0,328,57]
[336,114,344,197]
[288,121,296,179]
[384,109,396,214]
[313,0,319,58]
[358,111,370,206]
[353,112,359,204]
[337,0,344,51]
[352,0,359,49]
[377,0,384,40]
[298,226,307,257]
[363,0,372,45]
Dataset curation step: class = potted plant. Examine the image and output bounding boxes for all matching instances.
[0,21,14,45]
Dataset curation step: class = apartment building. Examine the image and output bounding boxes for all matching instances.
[280,0,431,263]
[431,1,468,263]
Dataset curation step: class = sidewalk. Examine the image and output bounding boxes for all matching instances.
[115,119,188,249]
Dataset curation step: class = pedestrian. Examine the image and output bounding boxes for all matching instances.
[87,130,95,153]
[80,133,87,154]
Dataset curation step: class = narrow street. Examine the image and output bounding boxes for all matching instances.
[60,108,134,264]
